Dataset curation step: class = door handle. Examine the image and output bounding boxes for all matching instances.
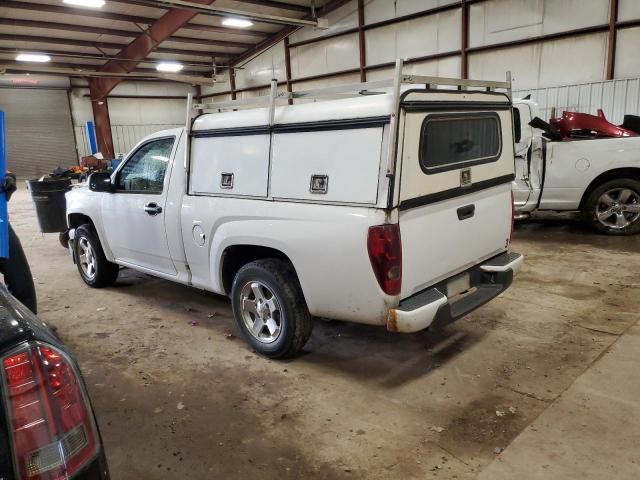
[457,204,475,220]
[144,202,162,216]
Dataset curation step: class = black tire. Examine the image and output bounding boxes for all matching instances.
[582,178,640,235]
[1,225,37,314]
[231,259,313,359]
[73,225,119,287]
[59,231,69,249]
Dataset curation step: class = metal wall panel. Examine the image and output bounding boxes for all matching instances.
[290,1,357,44]
[469,33,608,91]
[513,77,640,124]
[366,56,461,81]
[619,0,640,21]
[290,32,360,78]
[0,88,76,177]
[365,9,460,65]
[469,0,608,48]
[235,41,287,90]
[615,27,640,80]
[364,0,458,24]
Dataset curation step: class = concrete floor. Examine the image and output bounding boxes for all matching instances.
[10,187,640,479]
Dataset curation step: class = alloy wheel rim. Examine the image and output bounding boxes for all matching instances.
[239,281,283,344]
[595,188,640,229]
[78,237,97,280]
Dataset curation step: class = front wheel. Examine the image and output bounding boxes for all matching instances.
[231,259,313,359]
[73,225,119,287]
[583,178,640,235]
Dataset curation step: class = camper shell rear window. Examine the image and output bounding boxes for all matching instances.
[419,112,502,174]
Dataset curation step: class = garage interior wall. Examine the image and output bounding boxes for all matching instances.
[70,80,195,159]
[201,0,640,122]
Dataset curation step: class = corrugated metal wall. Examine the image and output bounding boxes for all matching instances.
[514,77,640,123]
[201,0,640,104]
[73,124,184,159]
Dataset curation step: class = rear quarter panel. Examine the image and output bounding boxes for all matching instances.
[540,136,640,210]
[180,197,395,325]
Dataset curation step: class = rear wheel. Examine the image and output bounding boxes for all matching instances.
[73,225,119,287]
[231,259,313,359]
[583,178,640,235]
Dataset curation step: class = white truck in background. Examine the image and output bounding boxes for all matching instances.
[513,100,640,235]
[65,62,523,358]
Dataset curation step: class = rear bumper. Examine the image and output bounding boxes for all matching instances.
[387,251,523,333]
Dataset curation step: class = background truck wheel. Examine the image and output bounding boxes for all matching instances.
[73,225,119,287]
[231,259,313,359]
[583,178,640,235]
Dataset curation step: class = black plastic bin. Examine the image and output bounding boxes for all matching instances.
[26,178,72,233]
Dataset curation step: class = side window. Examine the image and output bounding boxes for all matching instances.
[116,137,174,193]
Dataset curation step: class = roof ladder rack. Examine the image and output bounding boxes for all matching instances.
[191,59,511,117]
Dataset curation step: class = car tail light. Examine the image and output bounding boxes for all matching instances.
[509,190,515,245]
[367,223,402,296]
[1,343,98,480]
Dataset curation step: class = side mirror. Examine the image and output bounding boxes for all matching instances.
[88,172,113,192]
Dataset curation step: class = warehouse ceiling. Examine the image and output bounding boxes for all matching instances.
[0,0,341,83]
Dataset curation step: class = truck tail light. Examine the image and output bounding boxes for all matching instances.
[1,343,99,480]
[367,224,402,296]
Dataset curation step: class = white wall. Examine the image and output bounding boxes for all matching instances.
[218,0,640,97]
[70,80,195,157]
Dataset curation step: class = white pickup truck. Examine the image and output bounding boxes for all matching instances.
[65,62,523,358]
[513,100,640,235]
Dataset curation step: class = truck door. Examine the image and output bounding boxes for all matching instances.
[101,135,178,275]
[512,102,534,207]
[396,92,515,299]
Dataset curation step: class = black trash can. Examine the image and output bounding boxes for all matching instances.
[26,177,72,233]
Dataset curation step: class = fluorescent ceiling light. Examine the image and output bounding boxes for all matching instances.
[63,0,106,7]
[156,62,183,73]
[222,18,253,28]
[16,53,51,63]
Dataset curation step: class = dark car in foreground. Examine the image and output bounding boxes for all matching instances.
[0,285,109,479]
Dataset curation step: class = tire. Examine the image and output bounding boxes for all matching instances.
[231,259,313,359]
[582,178,640,235]
[59,231,69,249]
[73,225,119,287]
[1,225,37,314]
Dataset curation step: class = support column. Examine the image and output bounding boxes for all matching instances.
[230,67,237,100]
[357,0,367,82]
[461,0,469,79]
[606,0,618,80]
[89,79,115,160]
[284,36,293,105]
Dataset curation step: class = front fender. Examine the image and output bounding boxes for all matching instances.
[65,188,115,261]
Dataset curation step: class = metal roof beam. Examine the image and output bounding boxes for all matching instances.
[90,0,218,99]
[128,0,325,27]
[1,0,269,38]
[0,34,232,59]
[0,18,252,48]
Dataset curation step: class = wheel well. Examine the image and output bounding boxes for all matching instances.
[579,168,640,210]
[67,213,94,230]
[221,245,292,294]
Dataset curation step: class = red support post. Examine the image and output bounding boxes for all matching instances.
[284,36,293,105]
[88,81,115,160]
[606,0,618,80]
[357,0,367,82]
[461,0,469,79]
